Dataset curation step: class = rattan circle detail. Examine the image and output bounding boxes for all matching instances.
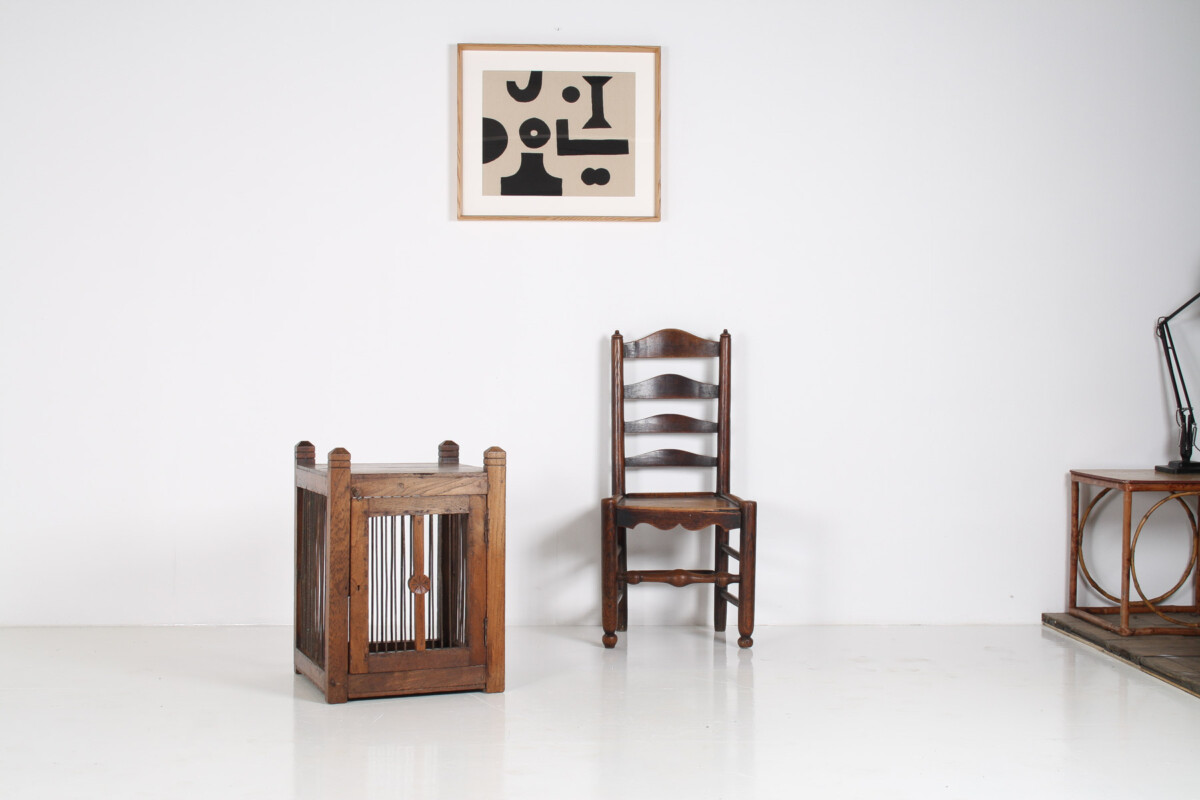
[1129,492,1200,629]
[1076,488,1199,613]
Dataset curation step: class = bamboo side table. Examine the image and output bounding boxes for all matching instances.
[294,440,505,702]
[1068,469,1200,636]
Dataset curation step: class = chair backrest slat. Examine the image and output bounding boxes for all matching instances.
[623,328,720,359]
[624,374,718,400]
[625,449,719,468]
[625,414,719,435]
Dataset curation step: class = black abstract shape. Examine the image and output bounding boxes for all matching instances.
[482,118,507,164]
[562,85,580,103]
[583,75,613,129]
[507,71,543,102]
[555,120,630,156]
[500,153,563,196]
[581,168,611,186]
[518,118,551,149]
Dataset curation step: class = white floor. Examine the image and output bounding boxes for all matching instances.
[1,625,1198,799]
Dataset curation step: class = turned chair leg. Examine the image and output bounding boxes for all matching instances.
[737,502,757,648]
[601,499,619,648]
[714,525,729,631]
[616,526,628,631]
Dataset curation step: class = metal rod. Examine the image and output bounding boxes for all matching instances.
[1160,319,1197,462]
[1163,289,1200,324]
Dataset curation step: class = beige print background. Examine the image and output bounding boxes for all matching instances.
[482,70,635,197]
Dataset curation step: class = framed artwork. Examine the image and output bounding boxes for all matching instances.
[457,44,661,221]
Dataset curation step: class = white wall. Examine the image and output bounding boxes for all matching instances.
[2,0,1199,627]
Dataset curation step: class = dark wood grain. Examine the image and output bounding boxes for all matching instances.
[294,442,326,681]
[718,331,732,494]
[737,500,757,648]
[624,449,718,468]
[625,568,739,587]
[623,328,720,359]
[625,413,718,434]
[602,329,757,648]
[714,525,729,631]
[601,497,618,649]
[624,373,718,400]
[612,332,626,497]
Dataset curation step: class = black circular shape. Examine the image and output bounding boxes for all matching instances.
[581,167,611,186]
[481,117,507,164]
[562,86,581,103]
[519,118,550,149]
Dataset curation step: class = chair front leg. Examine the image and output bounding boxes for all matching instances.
[714,525,729,631]
[601,498,619,648]
[616,526,628,631]
[737,502,756,648]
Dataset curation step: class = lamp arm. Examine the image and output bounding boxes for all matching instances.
[1158,292,1200,463]
[1162,289,1200,325]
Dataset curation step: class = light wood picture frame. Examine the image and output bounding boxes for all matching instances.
[457,44,661,221]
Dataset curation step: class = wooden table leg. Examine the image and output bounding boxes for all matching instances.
[1068,479,1080,611]
[1194,495,1200,611]
[1120,488,1132,635]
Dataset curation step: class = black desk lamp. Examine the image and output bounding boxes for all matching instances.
[1156,289,1200,473]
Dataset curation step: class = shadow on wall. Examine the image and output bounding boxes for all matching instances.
[538,506,603,627]
[535,330,720,628]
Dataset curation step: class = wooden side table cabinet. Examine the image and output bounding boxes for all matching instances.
[293,440,506,702]
[1068,469,1200,636]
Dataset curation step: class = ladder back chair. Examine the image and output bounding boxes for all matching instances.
[601,328,757,648]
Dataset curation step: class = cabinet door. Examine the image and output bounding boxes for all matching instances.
[348,495,487,692]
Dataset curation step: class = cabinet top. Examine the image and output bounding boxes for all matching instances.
[298,462,484,476]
